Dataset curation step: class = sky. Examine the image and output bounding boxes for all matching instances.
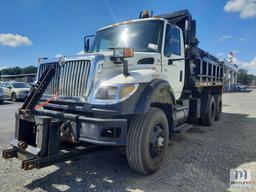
[0,0,256,74]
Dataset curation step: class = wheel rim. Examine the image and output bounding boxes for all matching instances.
[149,124,165,160]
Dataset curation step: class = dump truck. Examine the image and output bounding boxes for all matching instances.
[3,10,223,175]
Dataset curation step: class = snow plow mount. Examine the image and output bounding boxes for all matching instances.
[2,143,102,170]
[2,112,101,170]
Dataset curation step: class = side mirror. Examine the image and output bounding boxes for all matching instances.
[184,20,193,58]
[184,20,191,45]
[190,20,196,45]
[85,39,90,53]
[84,35,95,53]
[84,37,90,53]
[7,86,12,89]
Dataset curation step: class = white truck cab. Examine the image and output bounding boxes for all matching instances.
[85,17,185,101]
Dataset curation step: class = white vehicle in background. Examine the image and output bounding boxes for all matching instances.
[236,83,246,90]
[0,82,30,102]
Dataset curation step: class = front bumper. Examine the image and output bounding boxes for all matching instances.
[3,108,127,170]
[16,109,128,149]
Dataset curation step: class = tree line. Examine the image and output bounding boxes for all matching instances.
[237,69,256,85]
[0,66,37,76]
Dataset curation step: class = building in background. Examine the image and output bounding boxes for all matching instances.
[0,73,36,85]
[222,52,239,92]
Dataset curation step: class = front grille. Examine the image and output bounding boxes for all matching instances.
[38,60,91,97]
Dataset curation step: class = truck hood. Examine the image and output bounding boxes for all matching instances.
[52,51,160,69]
[38,52,162,103]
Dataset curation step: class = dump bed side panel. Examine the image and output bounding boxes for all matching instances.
[188,48,224,88]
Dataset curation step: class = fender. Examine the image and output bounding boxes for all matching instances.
[134,79,176,113]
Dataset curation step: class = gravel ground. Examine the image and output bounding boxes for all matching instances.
[0,90,256,192]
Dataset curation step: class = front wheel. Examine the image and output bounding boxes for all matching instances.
[11,92,17,102]
[126,107,169,175]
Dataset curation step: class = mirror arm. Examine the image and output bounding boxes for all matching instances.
[123,60,129,77]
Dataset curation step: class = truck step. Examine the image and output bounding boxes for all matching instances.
[173,123,193,133]
[173,105,188,111]
[176,99,189,106]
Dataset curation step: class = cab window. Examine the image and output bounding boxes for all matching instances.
[164,25,181,56]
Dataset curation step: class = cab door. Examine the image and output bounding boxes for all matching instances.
[162,24,185,100]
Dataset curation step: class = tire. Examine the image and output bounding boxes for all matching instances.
[201,95,216,126]
[11,92,17,102]
[126,107,169,175]
[214,94,222,121]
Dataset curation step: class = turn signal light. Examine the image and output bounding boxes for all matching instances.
[123,48,134,58]
[112,48,134,58]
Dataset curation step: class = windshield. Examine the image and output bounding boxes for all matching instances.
[11,82,30,88]
[90,20,164,53]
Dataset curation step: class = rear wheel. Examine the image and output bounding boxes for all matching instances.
[201,95,216,126]
[214,94,222,121]
[11,92,17,102]
[126,107,169,175]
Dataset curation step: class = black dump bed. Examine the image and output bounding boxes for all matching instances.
[191,48,223,88]
[158,10,223,88]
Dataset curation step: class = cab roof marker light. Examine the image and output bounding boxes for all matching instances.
[139,10,153,19]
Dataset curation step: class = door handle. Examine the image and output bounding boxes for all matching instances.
[180,70,183,82]
[168,58,185,65]
[168,60,173,65]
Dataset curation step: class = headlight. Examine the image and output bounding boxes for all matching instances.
[95,86,119,100]
[93,84,138,104]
